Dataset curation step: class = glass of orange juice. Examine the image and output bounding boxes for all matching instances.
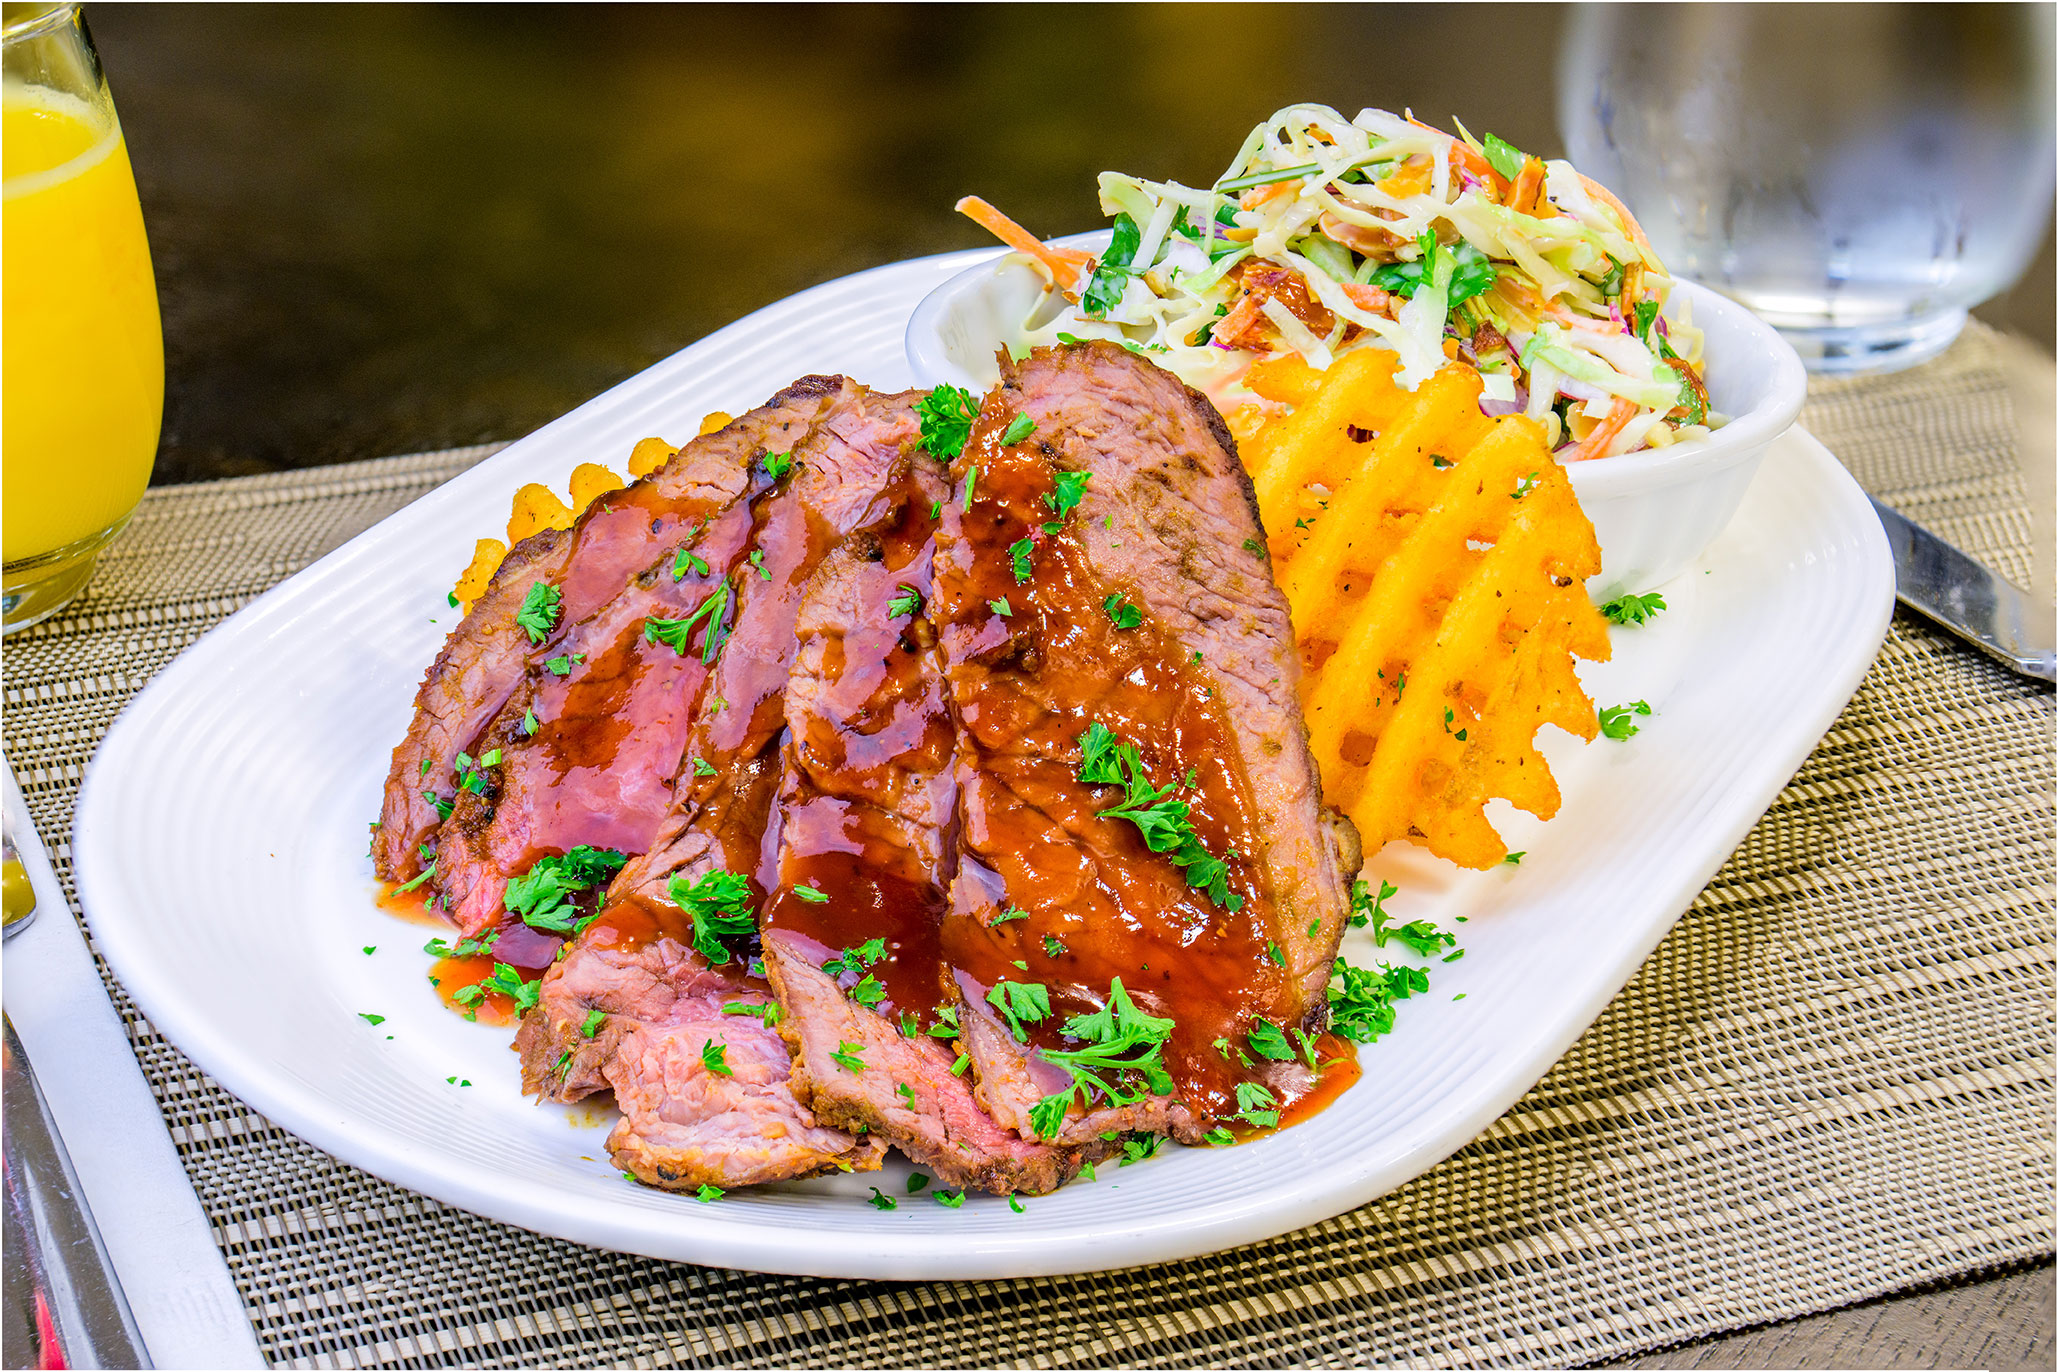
[3,2,161,632]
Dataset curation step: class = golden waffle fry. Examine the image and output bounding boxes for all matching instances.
[567,461,626,514]
[626,436,676,478]
[452,537,507,613]
[1247,356,1610,869]
[507,481,575,545]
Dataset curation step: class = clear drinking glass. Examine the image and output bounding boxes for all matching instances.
[1559,3,2056,374]
[2,1,162,632]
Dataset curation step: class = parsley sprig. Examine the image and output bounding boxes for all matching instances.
[504,845,628,935]
[668,868,756,966]
[985,979,1051,1042]
[1600,590,1667,625]
[1076,724,1241,911]
[645,580,733,665]
[916,385,980,460]
[515,582,562,644]
[1598,699,1653,740]
[1028,978,1175,1139]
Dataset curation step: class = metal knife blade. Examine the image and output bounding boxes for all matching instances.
[1869,496,2056,683]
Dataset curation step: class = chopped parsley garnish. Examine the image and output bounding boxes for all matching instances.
[962,466,978,509]
[701,1039,732,1076]
[421,789,453,821]
[866,1186,897,1211]
[1075,725,1241,910]
[692,755,717,777]
[848,974,886,1009]
[927,1006,961,1040]
[898,1010,919,1037]
[394,857,438,895]
[453,962,539,1014]
[581,1008,605,1037]
[760,450,794,481]
[1204,1127,1236,1147]
[823,938,886,978]
[1263,940,1284,966]
[1120,1133,1163,1165]
[1103,594,1142,629]
[932,1189,965,1209]
[907,1172,930,1193]
[515,582,562,644]
[673,546,709,581]
[423,930,498,959]
[1044,469,1091,518]
[1600,591,1668,626]
[362,946,376,955]
[1504,851,1525,865]
[792,882,830,904]
[722,999,782,1028]
[916,385,980,460]
[696,1185,724,1203]
[358,1012,385,1026]
[1028,977,1174,1139]
[990,907,1028,926]
[1599,699,1653,741]
[1234,1081,1280,1128]
[544,653,584,677]
[1008,1196,1026,1214]
[645,579,733,664]
[988,595,1012,617]
[999,413,1037,446]
[1247,1017,1295,1062]
[1241,537,1265,556]
[887,585,922,619]
[1511,471,1540,500]
[503,845,629,934]
[985,980,1051,1042]
[520,707,539,736]
[896,1082,917,1109]
[668,868,756,966]
[1347,877,1396,930]
[1327,956,1430,1044]
[1009,536,1035,584]
[830,1040,867,1073]
[1042,934,1066,958]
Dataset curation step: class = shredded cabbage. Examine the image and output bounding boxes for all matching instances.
[983,103,1720,458]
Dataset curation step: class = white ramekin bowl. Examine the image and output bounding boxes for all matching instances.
[905,235,1808,594]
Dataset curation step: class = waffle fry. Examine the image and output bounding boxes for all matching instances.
[1246,353,1610,869]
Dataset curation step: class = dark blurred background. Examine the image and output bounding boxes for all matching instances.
[91,2,2056,486]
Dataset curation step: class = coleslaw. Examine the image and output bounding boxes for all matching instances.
[960,103,1721,460]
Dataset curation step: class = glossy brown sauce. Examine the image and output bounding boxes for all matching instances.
[514,493,763,861]
[760,469,954,1025]
[1276,1035,1362,1128]
[933,390,1332,1124]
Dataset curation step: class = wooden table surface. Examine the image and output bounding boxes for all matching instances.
[81,5,2057,1367]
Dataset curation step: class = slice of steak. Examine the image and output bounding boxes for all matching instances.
[930,342,1358,1147]
[510,389,926,1189]
[753,477,1090,1195]
[432,383,924,937]
[375,376,850,882]
[512,869,884,1190]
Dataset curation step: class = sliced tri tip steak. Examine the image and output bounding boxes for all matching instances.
[928,342,1361,1150]
[757,467,1096,1196]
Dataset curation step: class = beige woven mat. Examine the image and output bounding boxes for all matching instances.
[5,323,2052,1369]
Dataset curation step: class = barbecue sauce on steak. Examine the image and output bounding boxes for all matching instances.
[758,474,954,1027]
[933,389,1318,1127]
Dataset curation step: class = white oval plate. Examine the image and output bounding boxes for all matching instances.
[74,249,1893,1280]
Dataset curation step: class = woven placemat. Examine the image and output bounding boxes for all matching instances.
[6,323,2051,1370]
